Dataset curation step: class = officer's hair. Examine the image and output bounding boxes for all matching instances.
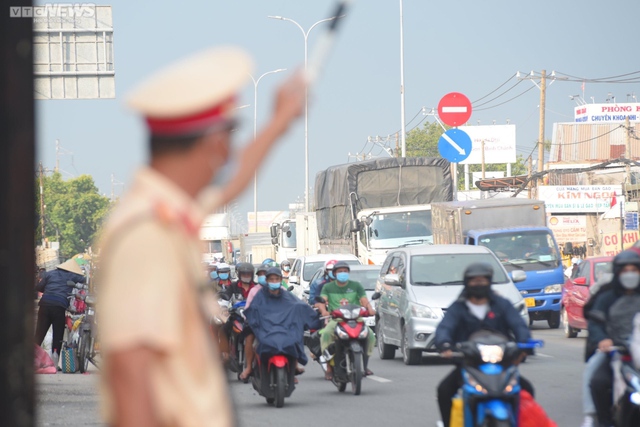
[149,133,202,157]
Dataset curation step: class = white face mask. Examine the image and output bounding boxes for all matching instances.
[619,272,640,290]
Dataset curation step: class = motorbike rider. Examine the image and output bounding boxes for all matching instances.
[315,260,376,380]
[244,267,318,383]
[217,263,233,293]
[434,263,534,427]
[587,250,640,427]
[308,259,337,306]
[281,260,291,284]
[225,262,256,301]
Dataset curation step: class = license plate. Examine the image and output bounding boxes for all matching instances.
[365,317,376,327]
[525,297,536,308]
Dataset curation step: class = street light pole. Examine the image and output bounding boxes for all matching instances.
[268,15,340,213]
[250,68,286,233]
[399,0,407,157]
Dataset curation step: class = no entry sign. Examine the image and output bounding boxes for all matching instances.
[438,92,472,127]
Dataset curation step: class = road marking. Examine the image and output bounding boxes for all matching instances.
[441,106,468,113]
[367,375,392,383]
[536,352,554,358]
[442,133,466,155]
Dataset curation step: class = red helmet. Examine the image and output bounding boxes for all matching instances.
[324,259,338,272]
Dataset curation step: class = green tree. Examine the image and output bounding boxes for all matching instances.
[404,121,528,189]
[36,172,110,258]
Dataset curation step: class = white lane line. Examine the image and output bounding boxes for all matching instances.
[367,375,392,383]
[535,352,554,358]
[441,106,468,113]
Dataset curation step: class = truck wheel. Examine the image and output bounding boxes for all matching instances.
[377,319,396,360]
[562,307,578,338]
[548,311,560,329]
[402,326,422,366]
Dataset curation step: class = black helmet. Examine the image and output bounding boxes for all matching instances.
[236,262,255,275]
[333,260,351,272]
[256,264,269,275]
[463,263,493,286]
[266,267,283,279]
[613,250,640,276]
[281,260,291,267]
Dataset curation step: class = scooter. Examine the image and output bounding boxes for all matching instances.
[450,331,543,427]
[226,299,247,378]
[251,353,297,408]
[328,303,370,396]
[611,347,640,427]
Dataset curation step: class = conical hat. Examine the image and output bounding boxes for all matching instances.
[57,259,84,276]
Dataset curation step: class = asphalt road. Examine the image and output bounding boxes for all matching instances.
[36,322,586,427]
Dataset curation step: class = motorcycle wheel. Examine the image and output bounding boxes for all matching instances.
[275,367,286,408]
[78,330,91,373]
[349,351,363,396]
[483,418,511,427]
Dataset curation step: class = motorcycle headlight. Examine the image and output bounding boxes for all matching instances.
[358,327,369,339]
[478,344,504,364]
[544,284,562,294]
[335,325,349,340]
[410,302,440,319]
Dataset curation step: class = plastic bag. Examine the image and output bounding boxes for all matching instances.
[449,396,464,427]
[519,390,557,427]
[34,344,56,374]
[41,326,53,353]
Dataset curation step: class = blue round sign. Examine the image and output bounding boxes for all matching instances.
[438,128,472,163]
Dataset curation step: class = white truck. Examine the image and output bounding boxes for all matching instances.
[200,213,231,263]
[314,157,454,265]
[269,218,298,262]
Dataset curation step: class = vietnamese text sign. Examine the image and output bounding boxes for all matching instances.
[601,230,640,256]
[548,215,587,243]
[538,185,622,213]
[574,103,640,124]
[457,125,517,165]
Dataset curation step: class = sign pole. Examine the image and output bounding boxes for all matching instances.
[620,193,624,252]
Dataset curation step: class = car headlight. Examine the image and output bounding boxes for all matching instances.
[335,325,349,340]
[410,302,440,319]
[544,284,563,293]
[358,327,369,339]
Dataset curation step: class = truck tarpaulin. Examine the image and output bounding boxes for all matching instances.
[314,157,453,241]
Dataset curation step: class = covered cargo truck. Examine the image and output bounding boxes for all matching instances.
[431,198,565,328]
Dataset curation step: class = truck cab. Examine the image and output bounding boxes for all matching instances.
[270,219,297,262]
[355,205,433,265]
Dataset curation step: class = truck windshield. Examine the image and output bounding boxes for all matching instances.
[478,231,560,272]
[367,211,432,249]
[281,222,297,248]
[411,253,509,285]
[205,240,222,253]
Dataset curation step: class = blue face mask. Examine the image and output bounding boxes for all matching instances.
[336,272,350,283]
[219,273,229,281]
[328,271,335,280]
[268,282,281,291]
[258,275,267,286]
[210,271,218,280]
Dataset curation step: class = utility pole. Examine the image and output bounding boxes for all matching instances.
[528,156,533,199]
[399,0,407,157]
[39,163,46,243]
[538,70,547,179]
[625,116,631,185]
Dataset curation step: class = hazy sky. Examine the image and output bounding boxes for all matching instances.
[36,0,640,219]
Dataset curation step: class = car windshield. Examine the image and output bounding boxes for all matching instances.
[593,261,612,283]
[281,222,296,248]
[349,268,381,290]
[303,259,359,282]
[477,230,560,272]
[410,253,509,285]
[367,210,432,249]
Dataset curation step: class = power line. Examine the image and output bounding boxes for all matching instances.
[473,80,523,108]
[555,70,640,82]
[474,85,537,111]
[472,73,517,104]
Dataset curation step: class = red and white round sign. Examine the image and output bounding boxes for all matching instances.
[437,92,472,127]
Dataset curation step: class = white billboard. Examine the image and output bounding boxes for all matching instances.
[457,125,516,165]
[574,103,640,123]
[538,185,621,213]
[547,215,587,243]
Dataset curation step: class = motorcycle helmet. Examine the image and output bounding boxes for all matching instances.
[613,250,640,276]
[281,260,291,271]
[462,263,493,287]
[217,263,231,274]
[236,262,255,276]
[332,260,351,272]
[263,258,277,268]
[255,264,269,275]
[324,259,338,272]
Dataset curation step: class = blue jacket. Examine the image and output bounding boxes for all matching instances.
[245,287,318,365]
[434,291,530,351]
[36,269,86,309]
[308,275,330,305]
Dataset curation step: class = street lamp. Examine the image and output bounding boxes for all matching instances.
[250,68,286,232]
[268,14,341,213]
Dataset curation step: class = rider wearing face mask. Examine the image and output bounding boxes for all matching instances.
[217,263,232,292]
[308,259,337,306]
[226,262,256,301]
[434,263,533,427]
[587,250,640,427]
[280,260,291,284]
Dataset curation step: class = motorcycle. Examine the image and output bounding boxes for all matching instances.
[610,346,640,427]
[251,353,297,408]
[449,331,543,427]
[226,298,247,378]
[328,303,370,396]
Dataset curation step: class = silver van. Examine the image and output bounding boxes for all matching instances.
[374,245,528,365]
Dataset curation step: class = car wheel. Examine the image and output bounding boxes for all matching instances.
[377,318,396,360]
[562,307,578,338]
[548,311,561,329]
[401,326,421,366]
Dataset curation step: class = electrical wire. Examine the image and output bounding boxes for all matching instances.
[546,125,624,147]
[472,73,517,104]
[473,80,523,108]
[555,70,640,82]
[474,85,537,111]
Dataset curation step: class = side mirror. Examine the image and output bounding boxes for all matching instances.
[371,292,381,301]
[288,285,295,292]
[573,277,587,286]
[271,237,278,245]
[303,289,310,295]
[384,273,401,287]
[364,216,373,226]
[270,224,278,238]
[511,270,527,283]
[350,219,362,233]
[289,276,299,285]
